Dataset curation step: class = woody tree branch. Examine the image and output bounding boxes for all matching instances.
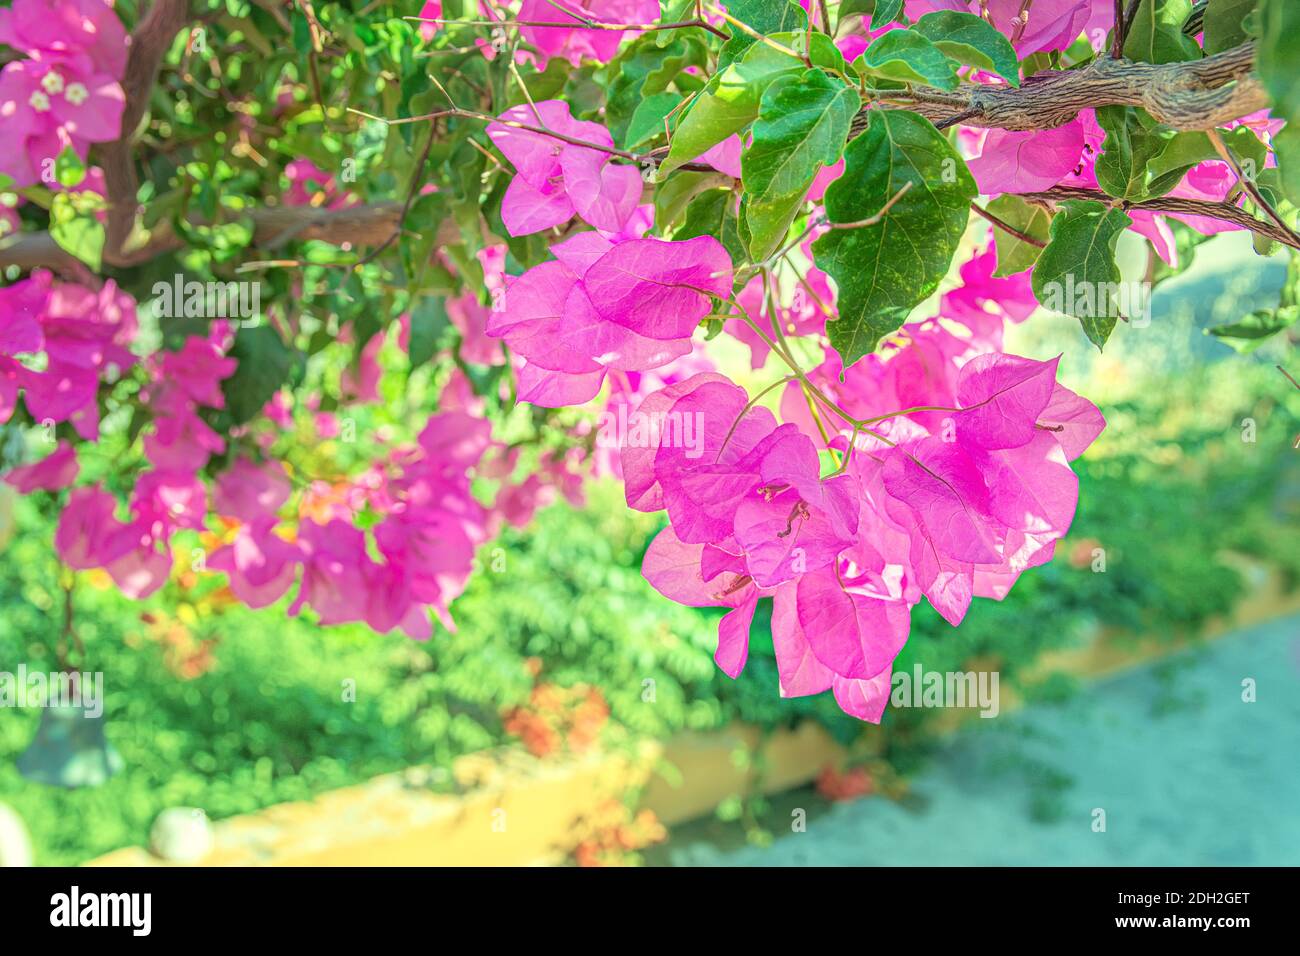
[857,41,1267,133]
[1021,185,1300,251]
[102,0,193,261]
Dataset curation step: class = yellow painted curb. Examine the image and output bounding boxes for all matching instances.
[642,720,849,826]
[88,742,661,867]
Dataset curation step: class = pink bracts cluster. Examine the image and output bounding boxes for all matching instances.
[487,100,645,237]
[21,311,591,632]
[486,227,732,407]
[0,0,128,187]
[632,347,1103,722]
[0,269,137,442]
[515,0,660,67]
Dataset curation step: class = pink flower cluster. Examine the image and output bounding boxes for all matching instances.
[29,302,590,630]
[487,225,732,406]
[487,100,645,236]
[283,158,356,210]
[0,269,137,442]
[514,0,660,67]
[604,236,1105,722]
[49,327,237,598]
[632,357,1103,721]
[0,0,128,186]
[282,410,498,636]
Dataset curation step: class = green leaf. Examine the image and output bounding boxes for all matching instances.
[606,34,707,145]
[654,169,733,230]
[48,193,104,271]
[678,189,748,269]
[1203,0,1258,54]
[985,195,1053,277]
[742,69,859,258]
[1269,123,1300,205]
[660,43,804,177]
[871,0,904,30]
[408,295,451,370]
[222,325,301,424]
[718,0,807,68]
[1095,106,1175,200]
[767,31,847,73]
[625,92,684,148]
[1031,200,1133,350]
[1143,124,1269,195]
[1123,0,1201,63]
[50,216,104,271]
[857,29,960,90]
[1207,305,1297,351]
[812,110,977,368]
[913,11,1021,86]
[1258,0,1300,125]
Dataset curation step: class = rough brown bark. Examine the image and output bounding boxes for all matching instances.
[855,43,1266,134]
[100,0,193,259]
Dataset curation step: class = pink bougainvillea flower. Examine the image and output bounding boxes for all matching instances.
[132,469,208,532]
[96,518,173,599]
[698,136,742,178]
[792,568,912,683]
[0,272,137,440]
[213,457,291,523]
[582,235,732,340]
[1038,382,1107,460]
[0,0,129,77]
[0,58,124,187]
[416,410,494,471]
[953,353,1061,450]
[488,100,642,236]
[488,235,729,406]
[944,242,1038,322]
[54,483,123,569]
[289,519,371,626]
[143,390,227,471]
[0,271,49,356]
[516,0,659,67]
[967,120,1086,194]
[18,360,100,440]
[641,523,759,677]
[628,304,1103,720]
[284,158,355,209]
[40,277,137,372]
[2,440,78,492]
[731,428,859,586]
[160,335,237,409]
[416,0,442,42]
[262,389,294,428]
[208,518,300,609]
[374,510,476,619]
[560,142,645,232]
